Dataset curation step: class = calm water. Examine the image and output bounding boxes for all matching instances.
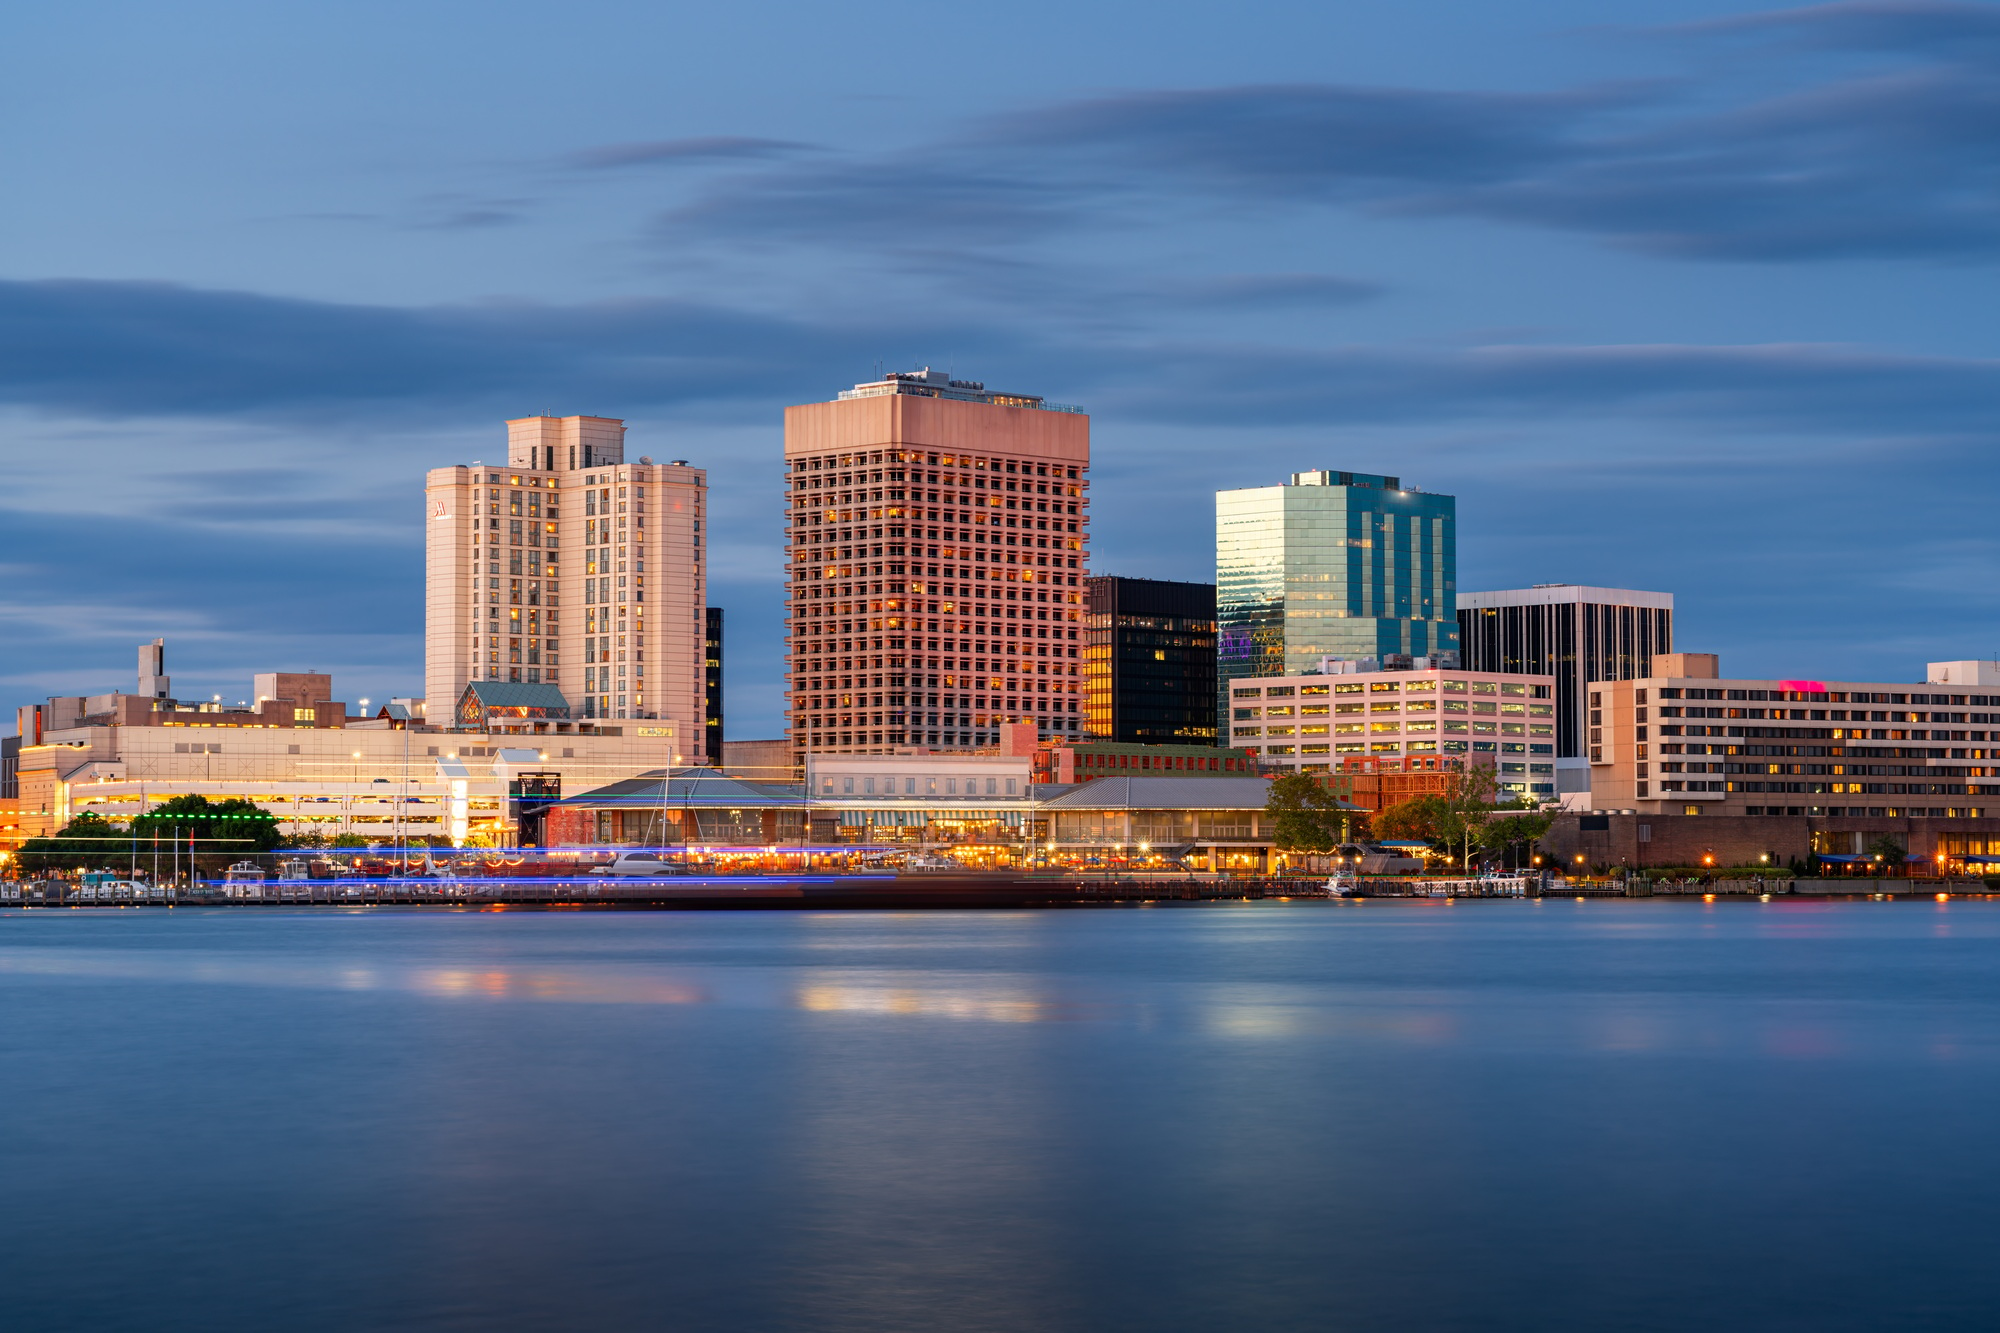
[4,899,2000,1332]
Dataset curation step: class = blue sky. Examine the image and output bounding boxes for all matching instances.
[4,0,1999,733]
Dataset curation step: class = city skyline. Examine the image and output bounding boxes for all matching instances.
[5,1,1999,740]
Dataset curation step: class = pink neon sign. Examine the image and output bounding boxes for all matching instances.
[1778,680,1827,692]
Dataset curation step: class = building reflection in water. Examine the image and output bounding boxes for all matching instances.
[772,965,1079,1331]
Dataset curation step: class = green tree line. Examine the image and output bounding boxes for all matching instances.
[1263,767,1553,869]
[13,795,282,873]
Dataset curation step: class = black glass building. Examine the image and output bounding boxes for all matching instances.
[1083,577,1218,744]
[1457,585,1672,759]
[704,607,724,765]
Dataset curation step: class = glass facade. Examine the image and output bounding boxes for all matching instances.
[704,606,724,764]
[1216,471,1456,734]
[1082,577,1218,744]
[1457,588,1672,758]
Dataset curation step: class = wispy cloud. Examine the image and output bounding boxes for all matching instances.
[661,160,1084,247]
[1677,0,2000,52]
[1091,340,2000,430]
[648,5,2000,264]
[1147,273,1385,309]
[0,279,885,420]
[566,136,817,170]
[3,277,1995,441]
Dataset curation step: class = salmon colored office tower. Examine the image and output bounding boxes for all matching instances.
[784,369,1091,765]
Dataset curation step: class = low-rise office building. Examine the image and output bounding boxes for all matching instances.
[1590,654,2000,817]
[1031,739,1260,785]
[1320,754,1465,814]
[1225,662,1559,799]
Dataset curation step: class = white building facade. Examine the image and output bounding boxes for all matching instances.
[16,716,682,845]
[425,415,708,728]
[1226,664,1560,798]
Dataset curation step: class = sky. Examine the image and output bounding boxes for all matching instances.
[4,0,1998,736]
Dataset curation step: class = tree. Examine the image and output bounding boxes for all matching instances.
[1374,794,1448,842]
[15,812,129,873]
[1426,766,1548,871]
[1865,833,1907,873]
[131,795,281,876]
[1484,811,1555,869]
[1263,773,1355,854]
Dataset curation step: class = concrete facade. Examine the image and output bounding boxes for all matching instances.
[1031,740,1259,786]
[721,738,794,782]
[1591,654,2000,818]
[1226,664,1559,798]
[784,370,1091,763]
[1541,809,2000,874]
[15,712,681,843]
[424,416,707,738]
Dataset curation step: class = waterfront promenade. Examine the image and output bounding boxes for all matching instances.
[4,872,1987,909]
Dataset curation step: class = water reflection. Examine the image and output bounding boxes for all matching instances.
[795,979,1049,1023]
[5,904,2000,1332]
[0,948,708,1006]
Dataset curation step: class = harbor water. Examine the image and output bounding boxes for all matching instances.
[4,899,1999,1331]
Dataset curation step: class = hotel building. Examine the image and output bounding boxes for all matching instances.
[784,369,1090,763]
[424,416,708,730]
[1082,576,1218,745]
[1591,654,2000,817]
[1216,471,1456,735]
[1458,585,1673,759]
[1226,664,1559,799]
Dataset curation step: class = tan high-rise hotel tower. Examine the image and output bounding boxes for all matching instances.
[425,416,707,747]
[785,369,1090,763]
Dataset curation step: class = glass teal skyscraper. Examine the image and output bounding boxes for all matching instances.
[1216,470,1457,715]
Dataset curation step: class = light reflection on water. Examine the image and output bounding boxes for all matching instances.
[3,902,2000,1332]
[0,947,710,1007]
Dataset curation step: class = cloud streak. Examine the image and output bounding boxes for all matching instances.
[566,136,817,170]
[2,277,1995,442]
[651,4,2000,263]
[0,279,883,420]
